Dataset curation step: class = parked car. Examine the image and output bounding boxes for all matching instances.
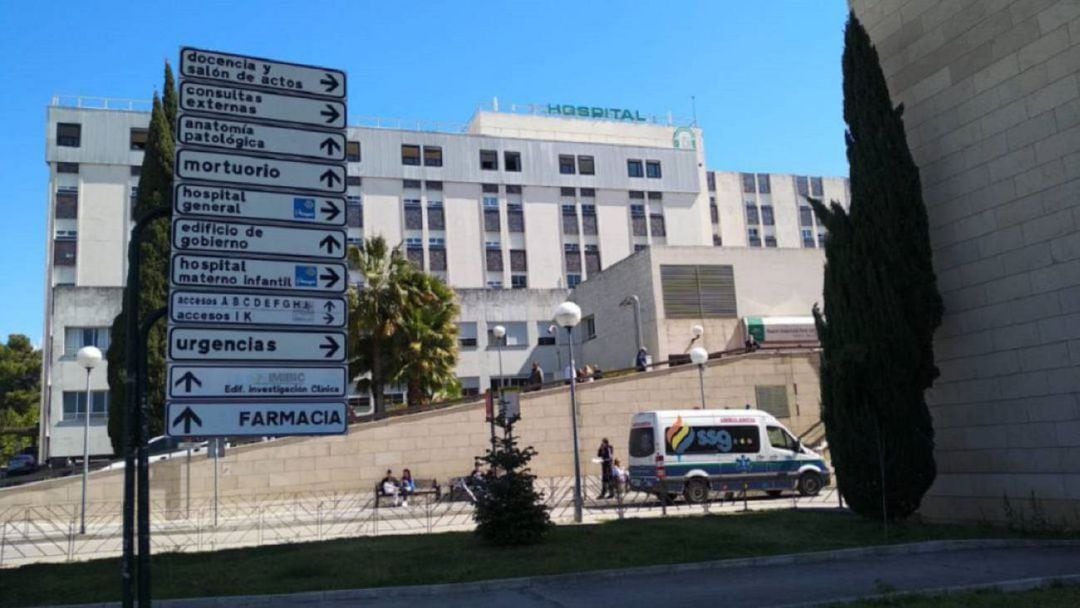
[3,454,39,477]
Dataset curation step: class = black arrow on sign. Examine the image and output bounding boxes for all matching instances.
[172,407,203,434]
[173,371,203,393]
[319,234,341,254]
[320,335,341,358]
[320,137,341,156]
[320,169,341,188]
[319,267,340,288]
[320,104,341,124]
[323,301,336,312]
[320,200,341,222]
[320,73,340,93]
[323,312,335,325]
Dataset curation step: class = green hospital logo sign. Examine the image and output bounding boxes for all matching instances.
[546,103,646,122]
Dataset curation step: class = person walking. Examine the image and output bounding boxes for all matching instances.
[527,361,544,391]
[635,347,649,372]
[597,438,615,499]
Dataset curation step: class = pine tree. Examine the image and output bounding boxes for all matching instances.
[811,13,944,520]
[107,64,176,453]
[473,414,551,546]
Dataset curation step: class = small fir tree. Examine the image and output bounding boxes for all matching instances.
[811,14,944,520]
[473,411,551,546]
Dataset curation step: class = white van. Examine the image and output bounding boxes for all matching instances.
[627,409,830,503]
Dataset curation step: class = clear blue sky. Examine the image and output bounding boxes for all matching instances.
[0,0,849,343]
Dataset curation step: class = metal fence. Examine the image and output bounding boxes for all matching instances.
[0,477,838,568]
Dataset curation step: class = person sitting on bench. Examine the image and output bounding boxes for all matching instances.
[380,469,400,506]
[399,468,416,507]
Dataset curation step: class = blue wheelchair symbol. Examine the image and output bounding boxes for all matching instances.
[293,198,316,219]
[295,265,317,287]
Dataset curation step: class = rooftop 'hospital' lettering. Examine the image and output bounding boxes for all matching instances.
[546,103,646,122]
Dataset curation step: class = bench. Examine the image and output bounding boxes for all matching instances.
[374,478,441,507]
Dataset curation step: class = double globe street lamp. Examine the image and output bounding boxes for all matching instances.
[553,301,584,523]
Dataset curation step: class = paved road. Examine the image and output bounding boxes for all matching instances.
[152,543,1080,608]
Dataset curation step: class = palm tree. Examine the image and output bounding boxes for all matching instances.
[347,236,461,412]
[394,272,461,407]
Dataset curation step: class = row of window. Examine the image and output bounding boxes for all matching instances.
[396,143,663,179]
[457,319,596,350]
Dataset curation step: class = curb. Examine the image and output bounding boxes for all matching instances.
[773,573,1080,607]
[45,538,1080,607]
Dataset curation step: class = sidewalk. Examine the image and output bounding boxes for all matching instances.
[59,540,1080,608]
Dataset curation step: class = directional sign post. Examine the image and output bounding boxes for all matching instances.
[169,47,349,439]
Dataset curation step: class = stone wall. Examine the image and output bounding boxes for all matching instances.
[0,351,821,510]
[850,0,1080,525]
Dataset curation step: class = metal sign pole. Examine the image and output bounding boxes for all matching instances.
[213,440,219,528]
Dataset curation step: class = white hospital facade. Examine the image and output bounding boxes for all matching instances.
[40,97,848,462]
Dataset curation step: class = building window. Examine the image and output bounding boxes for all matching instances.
[401,144,421,166]
[130,165,141,177]
[346,175,362,187]
[756,173,771,194]
[564,244,582,273]
[627,159,644,178]
[403,180,422,191]
[506,184,522,195]
[748,227,762,247]
[537,322,557,345]
[54,238,77,266]
[57,162,79,174]
[581,205,598,235]
[741,173,755,193]
[511,275,527,289]
[458,322,478,348]
[130,128,148,151]
[811,177,824,197]
[406,244,424,268]
[422,146,442,167]
[487,280,503,289]
[62,391,109,421]
[761,205,775,226]
[429,242,447,271]
[57,122,81,147]
[646,160,662,179]
[629,190,645,200]
[561,205,579,234]
[347,197,363,228]
[713,235,723,246]
[710,202,719,224]
[567,274,582,288]
[583,316,597,340]
[426,180,442,191]
[480,149,498,170]
[489,322,528,347]
[584,246,601,275]
[631,205,647,236]
[707,171,716,191]
[507,204,524,233]
[577,155,595,175]
[55,189,78,219]
[346,140,361,162]
[799,206,814,227]
[459,378,481,397]
[504,151,521,172]
[558,155,576,175]
[510,249,527,272]
[426,201,445,230]
[795,176,809,197]
[649,213,666,237]
[561,187,576,198]
[580,187,595,198]
[634,244,649,253]
[818,232,827,247]
[404,200,423,230]
[764,235,778,248]
[647,191,663,201]
[484,206,501,232]
[485,244,504,272]
[65,327,110,355]
[482,183,499,194]
[745,203,759,225]
[802,229,815,248]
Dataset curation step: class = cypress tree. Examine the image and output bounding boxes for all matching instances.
[107,64,176,453]
[811,14,944,520]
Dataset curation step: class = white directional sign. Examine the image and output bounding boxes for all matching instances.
[176,150,346,193]
[180,82,346,128]
[172,218,346,260]
[167,402,348,437]
[168,328,346,362]
[170,254,346,293]
[170,290,346,328]
[174,184,345,226]
[169,48,349,439]
[177,114,347,161]
[181,48,346,99]
[168,365,347,399]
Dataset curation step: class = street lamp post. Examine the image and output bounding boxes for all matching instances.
[491,324,506,451]
[76,345,103,535]
[619,295,643,353]
[690,347,709,409]
[554,301,583,523]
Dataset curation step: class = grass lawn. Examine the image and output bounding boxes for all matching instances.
[0,509,1067,607]
[843,584,1080,607]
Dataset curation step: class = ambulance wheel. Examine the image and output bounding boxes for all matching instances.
[684,478,710,504]
[797,472,822,496]
[766,490,783,498]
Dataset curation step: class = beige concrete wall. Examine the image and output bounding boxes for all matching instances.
[0,352,820,510]
[851,0,1080,525]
